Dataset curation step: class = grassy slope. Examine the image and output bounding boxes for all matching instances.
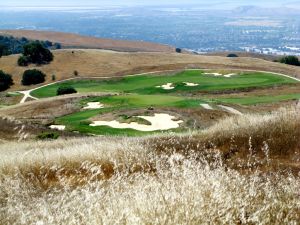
[0,29,174,52]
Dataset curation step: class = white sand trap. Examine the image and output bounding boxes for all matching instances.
[200,104,213,110]
[224,73,237,78]
[218,105,243,115]
[83,102,104,109]
[184,82,199,87]
[90,113,183,132]
[156,83,175,90]
[49,125,66,131]
[204,72,237,78]
[204,72,222,76]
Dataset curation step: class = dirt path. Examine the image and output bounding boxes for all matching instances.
[218,105,243,115]
[17,69,300,104]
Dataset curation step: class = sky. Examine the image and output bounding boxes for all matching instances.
[1,0,295,7]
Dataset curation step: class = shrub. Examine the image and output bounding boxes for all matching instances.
[0,70,13,91]
[18,42,54,66]
[36,132,59,140]
[227,53,238,57]
[17,55,30,66]
[279,56,300,66]
[57,86,77,96]
[175,48,182,53]
[22,69,46,86]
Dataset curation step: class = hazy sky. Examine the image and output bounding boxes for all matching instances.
[2,0,295,7]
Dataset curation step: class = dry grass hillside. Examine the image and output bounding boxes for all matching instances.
[1,49,300,91]
[0,107,299,224]
[0,30,174,52]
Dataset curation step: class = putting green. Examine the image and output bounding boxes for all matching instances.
[31,70,298,98]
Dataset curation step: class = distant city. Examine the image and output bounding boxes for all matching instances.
[0,5,300,55]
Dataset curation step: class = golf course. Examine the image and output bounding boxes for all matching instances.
[25,69,298,136]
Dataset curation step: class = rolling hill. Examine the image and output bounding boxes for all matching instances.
[0,29,174,52]
[1,49,300,92]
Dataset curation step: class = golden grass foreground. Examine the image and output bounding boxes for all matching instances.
[0,107,299,224]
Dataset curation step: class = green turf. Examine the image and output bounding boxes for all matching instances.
[31,70,298,98]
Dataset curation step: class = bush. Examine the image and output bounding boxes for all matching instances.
[17,55,30,66]
[279,56,300,66]
[36,132,59,140]
[0,70,13,91]
[227,53,238,57]
[57,86,77,96]
[22,69,46,86]
[18,42,54,66]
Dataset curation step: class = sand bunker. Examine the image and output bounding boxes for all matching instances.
[90,113,183,131]
[156,83,175,90]
[224,73,237,78]
[184,82,199,87]
[49,125,66,131]
[200,104,213,110]
[204,72,237,78]
[204,72,222,76]
[83,102,104,109]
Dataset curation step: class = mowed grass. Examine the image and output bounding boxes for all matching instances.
[31,70,298,98]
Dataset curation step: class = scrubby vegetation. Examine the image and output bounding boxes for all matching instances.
[0,107,299,224]
[0,70,13,91]
[22,69,46,86]
[36,132,59,140]
[18,42,54,66]
[57,86,77,95]
[279,55,300,66]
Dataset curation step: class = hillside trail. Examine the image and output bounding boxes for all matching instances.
[16,69,300,104]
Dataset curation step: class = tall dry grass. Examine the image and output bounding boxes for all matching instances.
[0,107,299,224]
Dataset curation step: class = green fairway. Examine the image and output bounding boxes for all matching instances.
[31,70,298,98]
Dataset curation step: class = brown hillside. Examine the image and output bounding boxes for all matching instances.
[0,49,300,91]
[0,30,174,52]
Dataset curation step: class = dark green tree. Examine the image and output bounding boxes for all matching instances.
[0,44,9,57]
[18,56,30,66]
[20,42,54,66]
[0,70,13,91]
[22,69,46,86]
